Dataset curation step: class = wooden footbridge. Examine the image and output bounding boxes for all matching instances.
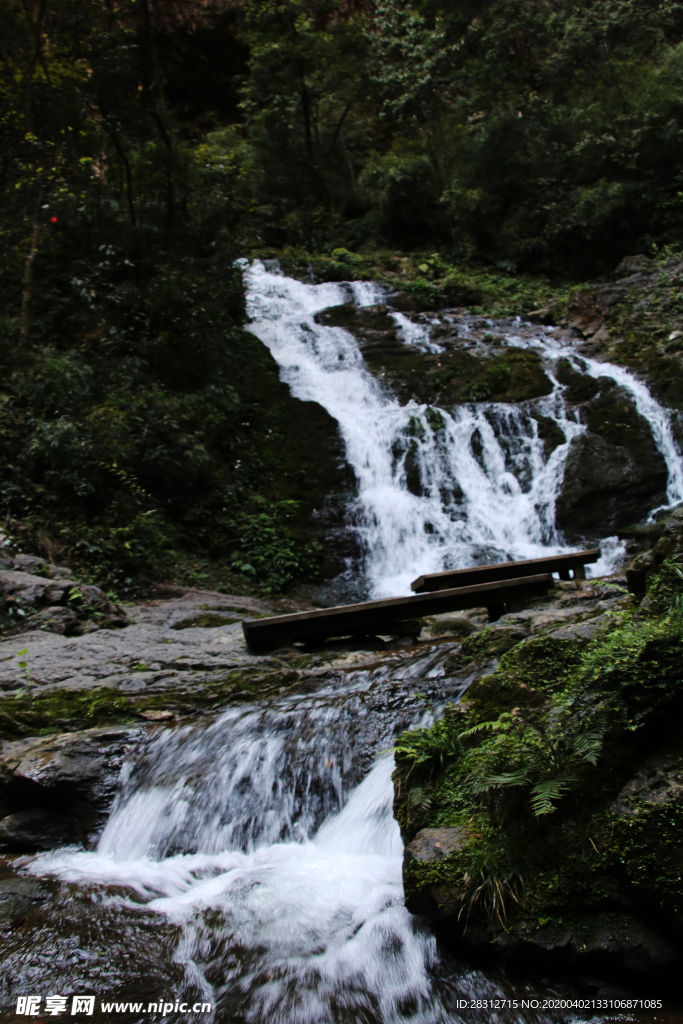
[242,548,600,652]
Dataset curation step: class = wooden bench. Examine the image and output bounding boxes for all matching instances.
[242,574,553,651]
[410,548,600,594]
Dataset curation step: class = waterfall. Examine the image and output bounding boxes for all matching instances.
[26,651,549,1023]
[243,261,683,597]
[13,262,682,1023]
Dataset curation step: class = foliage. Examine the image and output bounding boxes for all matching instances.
[0,0,338,595]
[393,573,683,927]
[229,497,323,594]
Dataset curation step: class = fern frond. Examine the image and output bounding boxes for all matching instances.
[529,774,576,815]
[459,718,509,740]
[571,729,603,765]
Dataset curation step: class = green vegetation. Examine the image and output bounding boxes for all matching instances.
[393,560,683,929]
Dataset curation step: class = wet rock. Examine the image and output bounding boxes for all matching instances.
[556,428,667,536]
[626,505,683,594]
[0,726,141,845]
[494,913,679,978]
[531,413,566,459]
[0,807,74,852]
[0,876,48,926]
[403,828,468,918]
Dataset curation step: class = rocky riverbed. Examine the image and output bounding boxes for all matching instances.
[0,546,636,963]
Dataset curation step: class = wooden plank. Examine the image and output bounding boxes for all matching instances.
[410,549,600,593]
[242,574,553,651]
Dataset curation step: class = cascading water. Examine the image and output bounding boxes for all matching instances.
[243,260,683,597]
[8,262,682,1023]
[14,652,577,1023]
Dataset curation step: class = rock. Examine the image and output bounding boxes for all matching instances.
[615,255,654,278]
[626,505,683,593]
[403,827,468,918]
[611,754,683,817]
[10,554,45,574]
[495,912,679,978]
[0,876,48,927]
[531,413,566,459]
[2,726,138,807]
[27,606,81,635]
[1,560,128,637]
[0,725,141,846]
[546,613,612,642]
[0,807,74,852]
[556,432,667,536]
[404,827,467,863]
[555,358,600,403]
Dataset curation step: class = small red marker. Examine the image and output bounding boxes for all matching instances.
[51,216,58,223]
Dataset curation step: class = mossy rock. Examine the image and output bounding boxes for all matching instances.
[556,385,668,535]
[555,357,600,403]
[460,672,548,725]
[171,612,241,629]
[531,413,566,458]
[315,304,554,406]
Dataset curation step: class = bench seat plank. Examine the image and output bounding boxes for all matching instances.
[410,549,600,593]
[242,574,553,651]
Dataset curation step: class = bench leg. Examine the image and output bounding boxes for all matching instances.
[558,569,571,581]
[487,603,506,622]
[573,565,586,580]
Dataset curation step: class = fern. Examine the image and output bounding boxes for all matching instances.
[459,716,511,740]
[529,775,577,816]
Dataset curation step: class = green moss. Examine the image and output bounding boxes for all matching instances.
[447,626,529,666]
[0,667,304,740]
[0,688,137,738]
[392,570,683,932]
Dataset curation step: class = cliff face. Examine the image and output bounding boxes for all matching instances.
[393,521,683,990]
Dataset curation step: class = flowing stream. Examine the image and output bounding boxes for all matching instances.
[12,654,582,1022]
[7,263,683,1022]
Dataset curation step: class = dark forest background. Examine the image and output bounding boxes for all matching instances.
[3,0,683,593]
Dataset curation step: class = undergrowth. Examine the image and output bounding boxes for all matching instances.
[394,559,683,929]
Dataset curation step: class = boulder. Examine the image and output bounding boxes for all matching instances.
[0,725,140,848]
[0,876,48,927]
[403,827,468,917]
[494,913,679,978]
[626,505,683,594]
[556,433,667,536]
[610,754,683,817]
[0,807,75,852]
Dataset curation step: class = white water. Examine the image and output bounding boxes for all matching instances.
[243,260,683,596]
[27,659,507,1023]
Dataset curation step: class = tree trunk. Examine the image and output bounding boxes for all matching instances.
[20,209,41,344]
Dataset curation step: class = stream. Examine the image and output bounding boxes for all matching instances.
[3,264,683,1022]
